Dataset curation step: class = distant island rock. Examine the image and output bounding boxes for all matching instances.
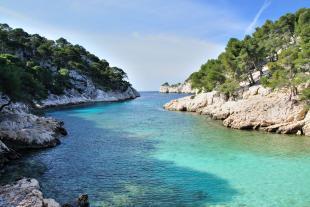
[159,81,198,94]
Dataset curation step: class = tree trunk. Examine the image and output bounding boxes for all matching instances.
[289,86,297,102]
[253,61,264,78]
[258,68,264,77]
[248,72,255,86]
[292,86,297,96]
[0,100,12,112]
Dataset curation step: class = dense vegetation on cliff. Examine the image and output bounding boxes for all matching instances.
[189,8,309,99]
[0,24,131,108]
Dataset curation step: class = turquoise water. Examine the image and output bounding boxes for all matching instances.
[2,92,310,206]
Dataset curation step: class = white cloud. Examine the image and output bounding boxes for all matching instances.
[0,5,26,19]
[0,0,235,90]
[245,0,272,35]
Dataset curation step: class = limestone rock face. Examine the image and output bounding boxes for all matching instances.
[39,70,140,108]
[0,178,60,207]
[164,85,309,136]
[164,91,226,112]
[303,112,310,136]
[221,93,306,133]
[159,81,198,94]
[0,111,66,149]
[0,102,67,167]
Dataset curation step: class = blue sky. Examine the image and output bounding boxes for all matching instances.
[0,0,309,90]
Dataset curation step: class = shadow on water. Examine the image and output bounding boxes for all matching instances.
[0,110,238,207]
[3,92,310,207]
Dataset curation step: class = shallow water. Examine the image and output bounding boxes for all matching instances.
[2,92,310,207]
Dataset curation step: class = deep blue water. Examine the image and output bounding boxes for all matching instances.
[2,92,310,207]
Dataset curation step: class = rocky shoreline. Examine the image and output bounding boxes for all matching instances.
[0,82,139,206]
[0,178,60,207]
[164,85,310,136]
[37,71,140,108]
[0,85,139,165]
[0,178,90,207]
[0,69,140,168]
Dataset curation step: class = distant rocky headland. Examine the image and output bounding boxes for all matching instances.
[159,81,198,94]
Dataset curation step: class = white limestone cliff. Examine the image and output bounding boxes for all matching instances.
[164,85,310,136]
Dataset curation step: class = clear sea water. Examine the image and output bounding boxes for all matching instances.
[2,92,310,207]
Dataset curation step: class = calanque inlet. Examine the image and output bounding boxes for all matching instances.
[0,6,310,207]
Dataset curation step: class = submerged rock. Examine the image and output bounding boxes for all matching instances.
[61,194,89,207]
[0,178,60,207]
[77,194,89,207]
[164,85,310,136]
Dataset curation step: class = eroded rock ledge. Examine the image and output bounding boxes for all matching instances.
[164,85,310,136]
[0,101,68,168]
[0,178,60,207]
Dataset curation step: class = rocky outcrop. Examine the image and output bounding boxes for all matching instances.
[0,100,67,167]
[0,111,67,150]
[159,81,198,94]
[0,178,92,207]
[38,70,140,108]
[164,85,310,136]
[0,178,60,207]
[0,140,18,168]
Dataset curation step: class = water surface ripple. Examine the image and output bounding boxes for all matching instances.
[2,92,310,207]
